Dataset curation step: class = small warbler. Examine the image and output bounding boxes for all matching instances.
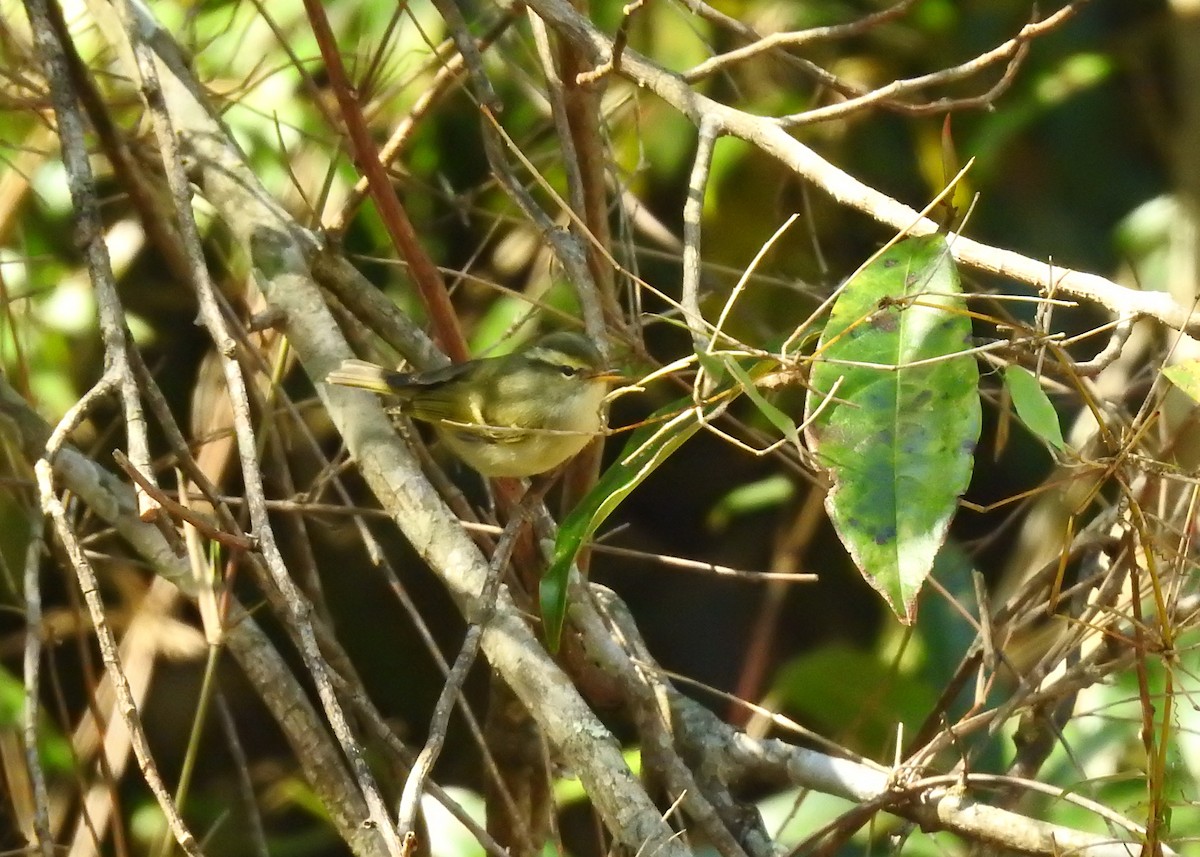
[326,331,621,477]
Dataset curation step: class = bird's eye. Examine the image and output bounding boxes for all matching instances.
[559,364,581,378]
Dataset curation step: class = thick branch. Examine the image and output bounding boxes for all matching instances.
[111,6,690,855]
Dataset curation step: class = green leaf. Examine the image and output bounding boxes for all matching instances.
[804,235,980,623]
[1163,360,1200,405]
[1005,365,1065,450]
[541,398,717,650]
[0,666,73,772]
[693,349,728,387]
[542,351,783,649]
[723,356,800,450]
[707,474,795,531]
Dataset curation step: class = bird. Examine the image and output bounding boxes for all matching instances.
[326,331,622,477]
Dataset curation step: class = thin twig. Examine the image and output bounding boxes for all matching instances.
[576,0,645,85]
[525,0,1199,334]
[214,693,271,857]
[776,4,1058,126]
[328,11,518,234]
[1071,315,1136,377]
[425,0,501,112]
[22,518,55,857]
[0,374,398,857]
[111,449,257,551]
[29,0,161,527]
[580,589,764,857]
[404,6,610,341]
[46,0,191,284]
[529,12,591,250]
[34,371,204,856]
[376,551,534,849]
[682,118,720,357]
[395,504,532,837]
[117,3,407,850]
[300,0,468,363]
[684,0,918,82]
[163,490,820,582]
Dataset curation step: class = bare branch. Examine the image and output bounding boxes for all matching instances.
[524,0,1200,334]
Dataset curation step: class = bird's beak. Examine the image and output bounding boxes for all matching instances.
[589,369,628,384]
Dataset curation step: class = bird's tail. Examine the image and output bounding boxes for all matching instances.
[326,359,407,396]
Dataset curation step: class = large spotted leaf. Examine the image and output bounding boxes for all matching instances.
[804,235,980,623]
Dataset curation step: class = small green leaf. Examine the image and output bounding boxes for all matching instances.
[1004,365,1065,450]
[722,357,800,450]
[804,235,980,623]
[542,352,783,648]
[541,398,718,650]
[707,474,795,531]
[1163,360,1200,405]
[694,349,728,387]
